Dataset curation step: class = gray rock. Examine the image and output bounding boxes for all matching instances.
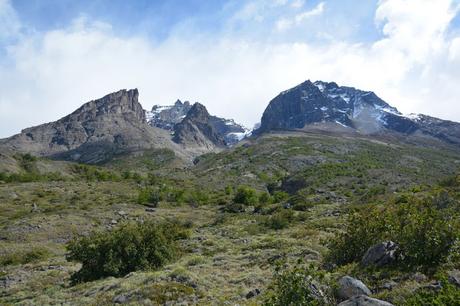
[173,103,227,150]
[150,99,247,146]
[422,281,443,292]
[361,241,398,267]
[113,294,129,304]
[448,269,460,287]
[412,272,427,283]
[255,79,460,147]
[381,281,398,290]
[338,295,394,306]
[246,288,261,299]
[0,89,188,163]
[149,100,192,131]
[338,276,372,300]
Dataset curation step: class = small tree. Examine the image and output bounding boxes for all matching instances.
[233,186,259,205]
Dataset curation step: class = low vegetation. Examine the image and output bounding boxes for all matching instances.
[66,220,190,283]
[327,187,460,272]
[1,135,460,305]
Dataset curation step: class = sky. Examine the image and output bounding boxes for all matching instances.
[1,0,460,138]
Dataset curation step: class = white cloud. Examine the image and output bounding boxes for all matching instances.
[291,0,305,9]
[1,0,460,138]
[276,2,325,31]
[0,0,20,40]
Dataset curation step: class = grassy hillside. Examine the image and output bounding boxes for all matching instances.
[1,132,459,305]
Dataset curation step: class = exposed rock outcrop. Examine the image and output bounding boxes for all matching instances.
[148,100,192,131]
[338,276,372,300]
[0,89,185,163]
[361,241,399,267]
[257,80,460,147]
[173,103,227,153]
[149,100,248,146]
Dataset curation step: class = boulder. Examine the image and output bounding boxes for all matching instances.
[246,288,261,299]
[361,241,398,267]
[338,295,394,306]
[448,269,460,288]
[338,276,371,300]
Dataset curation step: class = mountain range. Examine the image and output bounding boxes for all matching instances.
[1,80,459,163]
[2,79,460,306]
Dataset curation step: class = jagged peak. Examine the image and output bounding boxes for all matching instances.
[71,88,142,117]
[185,102,210,122]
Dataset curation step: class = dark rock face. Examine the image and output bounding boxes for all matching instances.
[148,100,192,131]
[257,80,460,146]
[173,103,226,150]
[361,241,399,267]
[208,116,248,146]
[0,89,179,163]
[150,100,248,146]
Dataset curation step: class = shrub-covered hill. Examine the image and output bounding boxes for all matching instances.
[192,131,460,202]
[1,131,460,305]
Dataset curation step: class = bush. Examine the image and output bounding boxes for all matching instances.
[72,164,121,181]
[290,195,314,211]
[273,191,289,203]
[0,247,50,266]
[137,188,161,206]
[66,220,190,283]
[233,186,258,205]
[404,276,460,306]
[259,192,273,205]
[264,264,334,306]
[327,194,460,271]
[264,210,295,230]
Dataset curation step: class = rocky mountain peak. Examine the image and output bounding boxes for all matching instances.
[172,102,226,150]
[257,79,460,147]
[149,99,193,131]
[0,89,184,163]
[186,103,210,122]
[65,88,145,124]
[149,99,249,147]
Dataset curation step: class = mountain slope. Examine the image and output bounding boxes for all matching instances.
[0,89,187,163]
[149,100,249,146]
[148,100,192,131]
[257,80,460,146]
[172,103,226,154]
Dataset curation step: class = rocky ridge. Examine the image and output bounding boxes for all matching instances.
[0,89,187,163]
[257,80,460,146]
[149,100,249,146]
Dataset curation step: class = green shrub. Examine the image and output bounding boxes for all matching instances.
[66,220,190,283]
[187,190,210,206]
[264,210,295,230]
[137,188,161,206]
[290,195,314,211]
[272,191,289,203]
[72,164,121,181]
[0,247,50,266]
[233,186,259,205]
[327,194,460,271]
[259,192,273,205]
[264,264,334,306]
[404,276,460,306]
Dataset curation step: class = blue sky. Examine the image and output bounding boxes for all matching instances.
[1,0,460,137]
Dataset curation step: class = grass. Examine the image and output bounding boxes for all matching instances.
[0,133,459,305]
